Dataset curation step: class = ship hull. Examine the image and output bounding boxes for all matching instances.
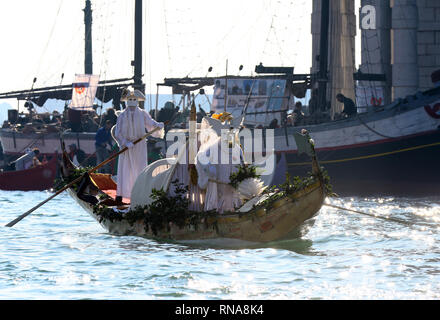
[2,89,440,196]
[0,130,96,157]
[284,130,440,196]
[273,92,440,196]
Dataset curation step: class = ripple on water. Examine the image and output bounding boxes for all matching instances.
[1,192,440,299]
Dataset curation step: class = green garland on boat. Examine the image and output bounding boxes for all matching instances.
[67,162,333,234]
[92,170,332,232]
[92,180,218,235]
[229,162,333,198]
[228,164,261,189]
[54,166,93,191]
[258,171,322,211]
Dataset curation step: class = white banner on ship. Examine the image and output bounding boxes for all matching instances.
[212,78,288,126]
[69,74,100,111]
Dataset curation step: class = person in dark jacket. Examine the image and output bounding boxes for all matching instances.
[103,108,118,126]
[268,118,279,129]
[95,120,114,173]
[69,144,87,167]
[337,93,357,117]
[293,102,305,126]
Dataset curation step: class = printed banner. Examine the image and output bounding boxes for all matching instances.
[69,74,100,111]
[212,78,288,126]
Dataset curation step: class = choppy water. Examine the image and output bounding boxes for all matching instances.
[0,190,439,300]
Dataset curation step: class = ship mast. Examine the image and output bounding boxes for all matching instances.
[317,0,330,113]
[0,1,136,108]
[133,0,145,95]
[84,0,93,74]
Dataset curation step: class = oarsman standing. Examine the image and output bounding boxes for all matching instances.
[113,89,165,202]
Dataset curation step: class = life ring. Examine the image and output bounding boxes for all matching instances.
[424,103,440,119]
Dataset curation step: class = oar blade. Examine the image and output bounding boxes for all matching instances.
[5,215,26,228]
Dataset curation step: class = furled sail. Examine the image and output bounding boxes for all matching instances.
[312,0,356,118]
[328,0,356,118]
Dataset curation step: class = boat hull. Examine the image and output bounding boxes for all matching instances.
[67,180,325,243]
[272,96,440,196]
[285,130,440,196]
[0,156,57,191]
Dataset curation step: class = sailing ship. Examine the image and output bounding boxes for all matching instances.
[0,76,133,159]
[0,1,135,162]
[0,1,135,190]
[161,68,440,197]
[156,0,440,197]
[1,0,438,197]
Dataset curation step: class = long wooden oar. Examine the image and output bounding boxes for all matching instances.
[324,203,434,228]
[5,123,167,228]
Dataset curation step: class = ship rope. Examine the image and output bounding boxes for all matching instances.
[288,141,440,166]
[358,12,381,107]
[356,114,395,139]
[33,0,64,85]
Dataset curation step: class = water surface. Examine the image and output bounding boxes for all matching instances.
[0,191,439,299]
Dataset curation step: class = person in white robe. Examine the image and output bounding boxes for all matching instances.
[114,89,164,200]
[195,117,243,213]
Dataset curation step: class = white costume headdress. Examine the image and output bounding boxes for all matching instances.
[121,88,146,102]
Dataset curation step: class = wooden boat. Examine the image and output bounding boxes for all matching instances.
[60,133,327,244]
[0,155,57,191]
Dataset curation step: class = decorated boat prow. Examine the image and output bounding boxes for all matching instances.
[60,116,329,245]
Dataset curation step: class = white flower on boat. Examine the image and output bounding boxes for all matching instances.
[237,178,267,201]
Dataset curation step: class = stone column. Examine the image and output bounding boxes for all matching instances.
[392,0,419,100]
[359,0,392,105]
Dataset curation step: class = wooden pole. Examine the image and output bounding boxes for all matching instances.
[155,84,159,120]
[84,0,93,74]
[134,0,144,94]
[317,0,330,114]
[224,59,228,113]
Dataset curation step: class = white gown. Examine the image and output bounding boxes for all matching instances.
[195,136,243,213]
[114,106,164,199]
